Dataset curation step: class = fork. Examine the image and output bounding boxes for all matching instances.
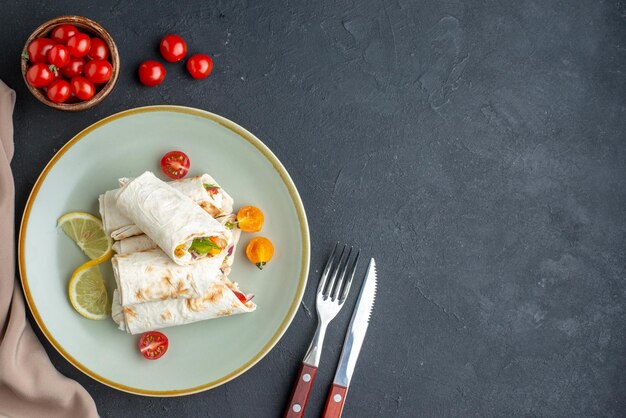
[284,243,360,418]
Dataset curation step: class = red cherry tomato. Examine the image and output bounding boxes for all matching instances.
[67,34,91,58]
[50,24,78,44]
[84,59,112,84]
[138,331,168,360]
[26,63,55,88]
[46,44,70,69]
[186,54,213,79]
[138,60,166,87]
[51,67,62,81]
[26,38,56,63]
[160,151,190,179]
[70,76,95,100]
[46,79,71,103]
[87,38,109,60]
[61,57,85,78]
[159,34,187,62]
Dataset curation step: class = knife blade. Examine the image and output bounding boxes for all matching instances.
[322,258,377,418]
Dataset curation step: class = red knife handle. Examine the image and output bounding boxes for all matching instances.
[284,363,318,418]
[322,384,348,418]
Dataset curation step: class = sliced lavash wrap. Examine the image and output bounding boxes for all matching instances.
[112,214,242,275]
[111,273,256,334]
[112,248,227,306]
[99,173,234,240]
[115,171,231,265]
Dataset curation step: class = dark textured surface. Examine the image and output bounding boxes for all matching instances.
[1,1,626,416]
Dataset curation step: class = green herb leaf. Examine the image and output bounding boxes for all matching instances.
[21,50,29,60]
[224,221,235,230]
[188,238,220,255]
[203,183,220,190]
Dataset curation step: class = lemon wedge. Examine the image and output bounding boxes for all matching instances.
[57,212,112,260]
[68,258,109,320]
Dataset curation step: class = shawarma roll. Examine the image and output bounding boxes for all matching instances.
[112,214,242,275]
[118,173,234,218]
[111,274,256,334]
[99,173,234,240]
[115,171,231,265]
[112,248,227,306]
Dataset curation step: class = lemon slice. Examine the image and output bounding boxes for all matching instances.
[68,259,109,320]
[57,212,113,260]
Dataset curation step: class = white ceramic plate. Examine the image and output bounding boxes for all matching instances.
[19,106,309,396]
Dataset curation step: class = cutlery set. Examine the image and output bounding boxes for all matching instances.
[285,243,378,418]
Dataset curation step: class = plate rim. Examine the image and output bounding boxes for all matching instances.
[18,105,310,396]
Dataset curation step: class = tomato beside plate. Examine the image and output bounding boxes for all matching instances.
[139,331,169,360]
[186,54,213,80]
[138,60,166,87]
[160,150,190,179]
[160,34,187,62]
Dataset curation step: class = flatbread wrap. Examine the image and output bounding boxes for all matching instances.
[112,248,227,306]
[112,215,242,275]
[111,274,255,334]
[115,171,231,265]
[99,173,234,240]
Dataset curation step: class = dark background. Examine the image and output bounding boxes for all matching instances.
[2,0,625,416]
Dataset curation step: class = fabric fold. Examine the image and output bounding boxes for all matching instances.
[0,80,98,417]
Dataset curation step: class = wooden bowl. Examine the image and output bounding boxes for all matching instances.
[21,16,120,111]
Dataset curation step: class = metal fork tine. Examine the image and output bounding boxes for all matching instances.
[317,242,339,294]
[324,244,346,298]
[298,242,359,389]
[331,247,353,301]
[339,248,360,303]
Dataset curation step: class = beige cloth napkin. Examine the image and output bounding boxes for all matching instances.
[0,80,99,417]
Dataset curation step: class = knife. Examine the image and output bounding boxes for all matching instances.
[322,258,377,418]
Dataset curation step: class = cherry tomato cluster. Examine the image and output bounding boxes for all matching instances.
[138,34,213,87]
[23,24,113,103]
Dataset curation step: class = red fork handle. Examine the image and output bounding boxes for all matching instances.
[322,384,348,418]
[284,363,318,418]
